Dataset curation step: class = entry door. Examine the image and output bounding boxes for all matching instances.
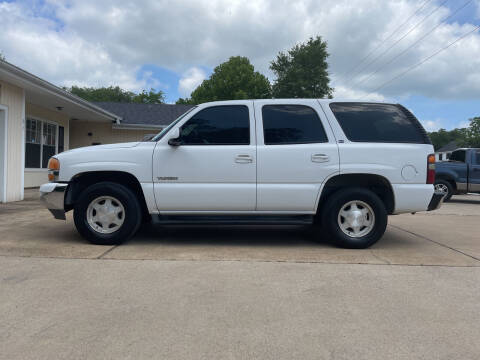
[469,150,480,192]
[254,100,339,212]
[153,103,257,212]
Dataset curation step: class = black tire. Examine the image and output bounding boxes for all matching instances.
[318,187,388,249]
[73,182,142,245]
[434,179,453,202]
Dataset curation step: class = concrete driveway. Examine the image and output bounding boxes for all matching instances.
[1,190,479,359]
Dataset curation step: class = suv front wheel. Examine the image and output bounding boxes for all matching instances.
[73,182,142,245]
[318,188,388,249]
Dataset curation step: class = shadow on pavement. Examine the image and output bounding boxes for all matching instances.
[131,224,334,247]
[448,198,480,205]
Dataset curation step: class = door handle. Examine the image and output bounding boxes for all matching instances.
[235,155,253,164]
[311,154,330,163]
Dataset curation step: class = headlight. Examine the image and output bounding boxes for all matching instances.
[47,157,60,182]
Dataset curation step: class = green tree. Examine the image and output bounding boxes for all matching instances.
[177,56,271,105]
[428,127,469,150]
[68,86,165,104]
[465,117,480,148]
[270,36,333,98]
[176,97,194,105]
[132,89,165,104]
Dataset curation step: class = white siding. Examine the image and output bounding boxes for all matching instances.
[0,81,24,201]
[70,120,157,148]
[24,102,70,188]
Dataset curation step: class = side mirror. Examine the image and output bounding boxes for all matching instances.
[167,128,182,146]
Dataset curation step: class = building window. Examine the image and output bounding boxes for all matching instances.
[25,118,64,169]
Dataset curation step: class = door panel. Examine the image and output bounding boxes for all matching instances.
[153,102,256,212]
[254,100,340,212]
[469,150,480,192]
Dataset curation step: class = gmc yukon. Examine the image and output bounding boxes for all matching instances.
[40,99,443,249]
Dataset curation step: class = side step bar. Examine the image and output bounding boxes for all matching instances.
[152,214,314,226]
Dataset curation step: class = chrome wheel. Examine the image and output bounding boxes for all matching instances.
[337,200,375,238]
[86,196,125,234]
[435,183,449,194]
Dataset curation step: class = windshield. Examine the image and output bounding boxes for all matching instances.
[151,106,197,141]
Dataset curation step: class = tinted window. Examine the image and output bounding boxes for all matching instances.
[262,105,328,145]
[330,103,428,143]
[476,151,480,165]
[450,150,466,163]
[180,106,249,145]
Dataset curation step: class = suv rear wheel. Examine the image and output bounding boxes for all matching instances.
[73,182,142,245]
[318,188,388,249]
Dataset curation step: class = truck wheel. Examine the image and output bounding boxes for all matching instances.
[434,180,453,202]
[73,182,142,245]
[319,188,388,249]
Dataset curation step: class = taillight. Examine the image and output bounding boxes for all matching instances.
[427,154,435,184]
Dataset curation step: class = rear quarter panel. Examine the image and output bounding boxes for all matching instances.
[320,102,435,213]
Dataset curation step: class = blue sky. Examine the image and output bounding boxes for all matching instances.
[1,0,479,131]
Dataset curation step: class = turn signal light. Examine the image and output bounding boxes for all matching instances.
[427,154,435,184]
[47,157,60,182]
[47,157,60,170]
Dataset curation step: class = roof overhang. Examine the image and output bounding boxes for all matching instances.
[0,61,121,123]
[112,123,165,131]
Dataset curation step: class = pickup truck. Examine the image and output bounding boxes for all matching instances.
[434,148,480,201]
[40,99,443,249]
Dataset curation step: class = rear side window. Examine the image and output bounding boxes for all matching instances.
[475,151,480,165]
[180,105,249,145]
[262,105,328,145]
[329,103,430,144]
[449,150,466,163]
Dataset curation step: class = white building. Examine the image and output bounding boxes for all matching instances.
[0,60,192,202]
[435,141,458,162]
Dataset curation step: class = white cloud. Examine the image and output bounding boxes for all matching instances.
[1,0,479,100]
[421,119,443,132]
[178,67,207,97]
[333,85,385,102]
[458,120,470,128]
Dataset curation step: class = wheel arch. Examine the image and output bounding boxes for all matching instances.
[316,173,395,215]
[435,173,457,190]
[64,171,150,221]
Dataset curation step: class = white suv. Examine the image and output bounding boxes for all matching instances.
[40,99,443,248]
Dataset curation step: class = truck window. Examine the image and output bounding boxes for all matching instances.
[179,105,249,145]
[475,151,480,165]
[262,105,328,145]
[449,150,466,163]
[329,103,430,144]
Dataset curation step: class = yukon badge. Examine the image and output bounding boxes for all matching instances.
[157,176,179,181]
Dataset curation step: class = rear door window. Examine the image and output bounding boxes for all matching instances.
[262,105,328,145]
[329,103,430,144]
[474,151,480,165]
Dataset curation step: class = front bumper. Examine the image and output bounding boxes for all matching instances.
[427,190,445,211]
[39,183,68,220]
